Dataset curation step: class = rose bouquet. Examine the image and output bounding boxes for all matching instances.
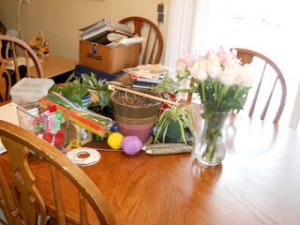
[176,47,254,166]
[176,46,253,116]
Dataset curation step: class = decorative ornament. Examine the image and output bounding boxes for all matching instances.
[107,132,124,150]
[121,136,142,155]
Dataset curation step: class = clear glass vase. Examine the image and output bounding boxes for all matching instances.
[195,112,228,167]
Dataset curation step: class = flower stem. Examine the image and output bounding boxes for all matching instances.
[200,81,206,104]
[217,86,229,111]
[201,112,227,163]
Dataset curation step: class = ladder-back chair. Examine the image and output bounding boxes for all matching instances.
[0,35,44,102]
[119,16,163,65]
[0,120,116,225]
[235,48,287,124]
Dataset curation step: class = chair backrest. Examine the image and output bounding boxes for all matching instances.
[235,48,287,124]
[119,16,163,65]
[0,120,116,225]
[0,35,44,102]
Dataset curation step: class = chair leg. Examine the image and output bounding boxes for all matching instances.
[47,217,57,225]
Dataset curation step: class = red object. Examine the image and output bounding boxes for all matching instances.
[42,132,53,144]
[40,104,57,118]
[159,93,177,116]
[47,105,57,113]
[42,129,65,147]
[39,98,107,137]
[54,129,65,147]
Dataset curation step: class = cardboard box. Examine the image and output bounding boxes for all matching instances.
[79,40,141,74]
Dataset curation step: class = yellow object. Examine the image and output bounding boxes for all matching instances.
[107,132,124,150]
[66,139,81,151]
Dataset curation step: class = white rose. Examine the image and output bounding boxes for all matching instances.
[239,64,254,87]
[219,63,241,86]
[206,55,222,79]
[190,58,208,81]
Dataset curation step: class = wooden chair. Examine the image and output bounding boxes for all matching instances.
[0,164,23,225]
[0,120,116,225]
[119,16,163,65]
[0,34,44,102]
[235,48,287,124]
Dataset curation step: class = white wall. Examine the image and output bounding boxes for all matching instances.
[0,0,169,61]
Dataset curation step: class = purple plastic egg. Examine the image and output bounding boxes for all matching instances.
[121,136,143,155]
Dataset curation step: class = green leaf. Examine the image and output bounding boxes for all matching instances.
[48,84,61,93]
[69,95,83,106]
[98,91,110,110]
[154,105,195,143]
[201,111,213,119]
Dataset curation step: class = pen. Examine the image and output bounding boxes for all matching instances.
[145,147,192,155]
[143,144,193,155]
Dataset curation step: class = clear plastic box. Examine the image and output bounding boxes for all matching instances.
[10,78,54,105]
[17,102,69,149]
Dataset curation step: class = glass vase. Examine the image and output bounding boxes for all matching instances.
[195,112,228,167]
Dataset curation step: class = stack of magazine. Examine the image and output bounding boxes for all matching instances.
[79,19,133,44]
[132,76,164,89]
[123,64,166,89]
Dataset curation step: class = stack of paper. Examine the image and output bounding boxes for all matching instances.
[79,19,133,43]
[123,64,166,78]
[0,102,19,125]
[122,64,167,89]
[0,102,19,154]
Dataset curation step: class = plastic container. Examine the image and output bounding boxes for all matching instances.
[10,78,54,105]
[17,101,69,149]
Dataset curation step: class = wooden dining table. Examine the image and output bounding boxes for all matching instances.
[1,103,300,225]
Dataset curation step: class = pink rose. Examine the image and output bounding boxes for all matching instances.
[176,53,198,71]
[217,46,238,65]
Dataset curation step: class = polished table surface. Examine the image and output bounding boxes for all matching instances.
[30,55,78,78]
[1,110,300,224]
